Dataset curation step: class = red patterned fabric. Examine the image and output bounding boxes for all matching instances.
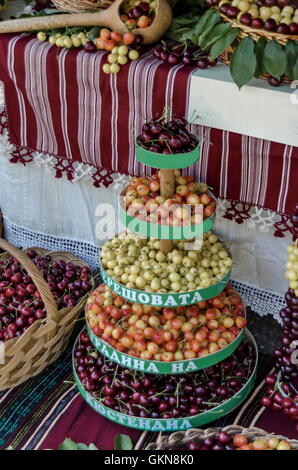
[0,34,297,216]
[39,395,140,451]
[190,126,298,216]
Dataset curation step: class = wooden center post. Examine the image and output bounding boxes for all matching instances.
[159,169,175,254]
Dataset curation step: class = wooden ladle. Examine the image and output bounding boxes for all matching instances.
[0,0,173,45]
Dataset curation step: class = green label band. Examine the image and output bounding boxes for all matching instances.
[87,322,245,375]
[136,144,200,170]
[99,264,231,306]
[119,206,216,240]
[73,329,257,431]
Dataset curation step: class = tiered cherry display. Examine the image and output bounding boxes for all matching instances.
[73,116,258,431]
[262,204,298,428]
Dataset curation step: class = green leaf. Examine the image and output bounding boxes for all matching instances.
[285,40,298,78]
[166,9,219,45]
[293,55,298,80]
[58,438,79,451]
[42,8,65,15]
[209,28,239,61]
[200,23,231,51]
[198,12,221,47]
[193,9,216,37]
[69,27,85,34]
[263,39,287,80]
[88,27,101,42]
[166,11,201,41]
[230,37,257,89]
[254,37,267,77]
[166,16,201,42]
[88,443,99,450]
[173,13,200,27]
[180,27,199,42]
[76,443,90,450]
[114,434,133,451]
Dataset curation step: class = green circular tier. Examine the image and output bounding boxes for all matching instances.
[119,189,216,240]
[86,320,245,375]
[136,142,200,169]
[99,263,231,307]
[73,330,257,432]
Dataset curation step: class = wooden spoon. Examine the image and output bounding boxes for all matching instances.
[0,0,173,45]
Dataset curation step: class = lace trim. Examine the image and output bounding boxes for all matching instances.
[223,200,296,240]
[0,126,294,236]
[216,198,295,239]
[2,216,284,323]
[0,83,294,236]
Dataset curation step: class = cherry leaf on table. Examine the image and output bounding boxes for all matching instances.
[263,39,287,80]
[209,28,239,61]
[285,40,298,79]
[114,434,133,451]
[230,37,257,89]
[166,9,218,44]
[200,23,231,51]
[254,37,267,77]
[293,56,298,80]
[58,438,80,450]
[57,439,99,450]
[198,12,221,47]
[88,443,99,450]
[165,11,201,42]
[76,443,91,450]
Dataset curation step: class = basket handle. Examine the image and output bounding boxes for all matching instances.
[0,238,59,323]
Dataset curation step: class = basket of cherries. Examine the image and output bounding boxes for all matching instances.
[0,238,93,390]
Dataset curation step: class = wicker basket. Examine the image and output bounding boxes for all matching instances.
[52,0,178,13]
[146,424,298,450]
[221,13,298,46]
[219,12,298,83]
[0,238,92,390]
[52,0,113,13]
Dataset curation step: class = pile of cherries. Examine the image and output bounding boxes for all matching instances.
[261,372,298,427]
[75,332,255,419]
[122,171,216,225]
[184,431,293,450]
[86,284,247,362]
[121,0,154,29]
[262,204,298,430]
[137,116,198,154]
[261,287,298,429]
[215,0,298,34]
[273,289,298,381]
[0,250,92,342]
[153,41,218,70]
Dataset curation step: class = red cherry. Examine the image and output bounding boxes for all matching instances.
[240,13,252,26]
[5,287,16,298]
[251,18,264,29]
[264,19,277,31]
[226,6,239,17]
[261,396,272,407]
[289,23,298,35]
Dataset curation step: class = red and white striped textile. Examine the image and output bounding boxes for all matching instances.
[0,33,297,218]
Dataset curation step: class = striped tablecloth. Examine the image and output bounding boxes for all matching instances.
[0,33,297,219]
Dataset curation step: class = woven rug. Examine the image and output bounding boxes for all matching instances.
[0,330,282,451]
